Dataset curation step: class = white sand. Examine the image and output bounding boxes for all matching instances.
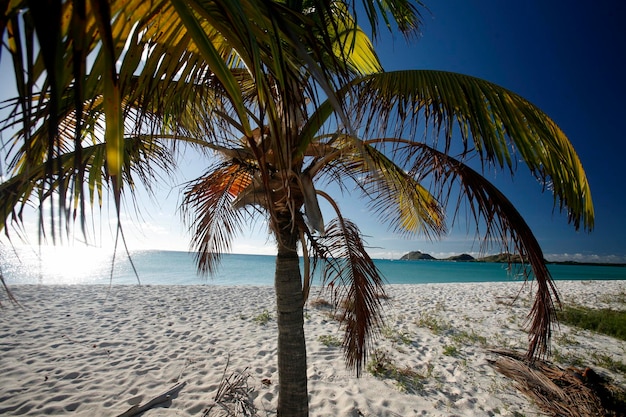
[0,280,624,416]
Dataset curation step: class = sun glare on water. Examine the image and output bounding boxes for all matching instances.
[10,245,116,285]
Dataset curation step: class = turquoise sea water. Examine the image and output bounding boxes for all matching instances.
[2,249,625,286]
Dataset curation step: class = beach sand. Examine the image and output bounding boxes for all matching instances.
[1,280,624,416]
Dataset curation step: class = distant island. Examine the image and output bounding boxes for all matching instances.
[398,251,626,266]
[399,250,523,263]
[400,251,437,261]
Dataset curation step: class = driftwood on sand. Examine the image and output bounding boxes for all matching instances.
[116,381,187,417]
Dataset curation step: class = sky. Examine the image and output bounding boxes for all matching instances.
[1,0,625,263]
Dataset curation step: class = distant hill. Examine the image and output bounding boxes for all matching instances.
[399,251,476,261]
[398,251,525,263]
[397,251,626,266]
[475,253,526,263]
[399,251,436,260]
[445,253,475,262]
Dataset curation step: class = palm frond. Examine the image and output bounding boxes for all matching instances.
[92,0,123,184]
[348,0,424,41]
[308,134,446,238]
[0,268,18,307]
[0,136,173,239]
[359,139,445,237]
[408,143,560,359]
[348,70,594,232]
[181,162,253,274]
[319,2,383,75]
[170,0,253,137]
[1,0,327,239]
[299,171,325,234]
[308,194,386,375]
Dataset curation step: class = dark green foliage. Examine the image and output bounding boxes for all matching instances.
[559,306,626,341]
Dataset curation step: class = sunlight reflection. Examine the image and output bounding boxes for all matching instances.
[3,245,115,285]
[40,246,115,284]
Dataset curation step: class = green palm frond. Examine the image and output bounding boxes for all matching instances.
[355,139,445,237]
[303,133,445,238]
[351,0,424,40]
[91,0,123,183]
[1,0,344,238]
[170,0,253,137]
[349,70,594,232]
[0,136,173,238]
[319,2,383,75]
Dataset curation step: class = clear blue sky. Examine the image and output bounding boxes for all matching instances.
[375,0,626,263]
[1,1,625,262]
[361,0,626,262]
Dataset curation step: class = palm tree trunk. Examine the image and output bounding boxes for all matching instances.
[274,214,308,416]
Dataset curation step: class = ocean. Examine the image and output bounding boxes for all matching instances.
[2,248,625,286]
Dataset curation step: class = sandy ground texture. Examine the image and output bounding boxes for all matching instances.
[0,280,624,416]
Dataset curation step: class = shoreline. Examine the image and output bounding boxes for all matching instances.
[1,280,624,416]
[3,249,626,287]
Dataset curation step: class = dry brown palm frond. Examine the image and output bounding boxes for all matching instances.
[401,143,560,359]
[307,203,386,375]
[202,356,257,417]
[490,349,626,417]
[181,162,253,275]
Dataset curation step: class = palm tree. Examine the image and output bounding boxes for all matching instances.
[1,1,594,416]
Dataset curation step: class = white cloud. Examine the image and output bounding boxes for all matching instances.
[545,253,626,264]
